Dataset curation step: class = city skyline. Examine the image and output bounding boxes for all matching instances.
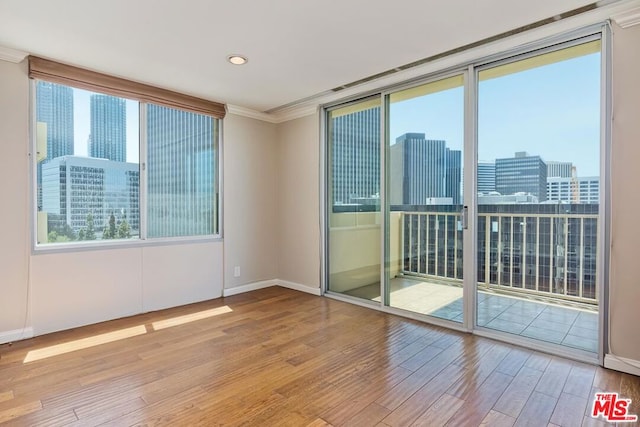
[389,51,601,177]
[36,82,219,243]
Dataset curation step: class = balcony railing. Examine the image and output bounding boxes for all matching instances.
[401,209,599,305]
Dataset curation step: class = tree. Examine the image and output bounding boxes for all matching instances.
[102,214,117,239]
[48,230,72,243]
[118,217,131,239]
[78,213,96,241]
[60,222,76,241]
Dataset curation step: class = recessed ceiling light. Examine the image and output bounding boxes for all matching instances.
[227,55,248,65]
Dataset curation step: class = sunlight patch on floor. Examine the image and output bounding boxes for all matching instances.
[377,281,463,316]
[23,325,148,363]
[151,306,232,331]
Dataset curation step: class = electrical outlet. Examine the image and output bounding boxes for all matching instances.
[234,266,241,278]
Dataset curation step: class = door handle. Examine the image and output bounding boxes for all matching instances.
[461,206,469,230]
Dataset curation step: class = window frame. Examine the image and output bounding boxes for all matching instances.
[30,79,223,253]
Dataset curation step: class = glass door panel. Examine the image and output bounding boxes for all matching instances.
[327,98,382,300]
[386,76,465,322]
[476,40,601,354]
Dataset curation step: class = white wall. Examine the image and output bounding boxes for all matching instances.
[223,114,279,289]
[0,59,30,340]
[276,115,320,290]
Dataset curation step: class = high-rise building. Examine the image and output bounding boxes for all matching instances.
[146,104,216,237]
[330,107,380,205]
[495,151,547,201]
[547,176,599,204]
[445,148,462,205]
[546,161,573,178]
[390,133,461,205]
[477,161,496,193]
[36,81,74,208]
[90,94,126,161]
[36,81,75,159]
[41,156,139,234]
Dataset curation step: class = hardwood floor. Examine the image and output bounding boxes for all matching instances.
[0,287,638,426]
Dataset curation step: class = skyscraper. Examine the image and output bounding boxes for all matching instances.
[495,152,547,201]
[390,133,461,205]
[477,161,496,193]
[36,81,74,209]
[146,104,216,237]
[36,81,74,159]
[445,148,462,205]
[330,106,380,205]
[90,94,126,161]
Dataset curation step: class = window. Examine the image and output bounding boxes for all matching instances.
[33,62,222,246]
[147,105,218,238]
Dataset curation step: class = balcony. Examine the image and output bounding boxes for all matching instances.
[329,205,600,354]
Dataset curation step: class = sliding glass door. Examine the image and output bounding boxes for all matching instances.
[385,76,465,323]
[475,39,602,354]
[324,32,605,359]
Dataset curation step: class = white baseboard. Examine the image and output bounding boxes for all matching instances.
[277,280,322,296]
[223,279,322,297]
[604,354,640,376]
[222,279,278,297]
[0,327,34,344]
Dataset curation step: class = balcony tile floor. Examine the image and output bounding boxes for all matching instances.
[344,277,598,353]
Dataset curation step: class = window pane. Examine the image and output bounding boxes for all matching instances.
[327,98,381,299]
[146,105,218,238]
[476,41,601,353]
[387,76,464,321]
[36,81,140,244]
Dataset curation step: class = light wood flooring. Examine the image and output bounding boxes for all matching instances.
[0,287,638,426]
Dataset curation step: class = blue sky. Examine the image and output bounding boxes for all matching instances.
[389,52,601,177]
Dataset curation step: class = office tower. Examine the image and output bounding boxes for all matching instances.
[36,81,74,208]
[330,106,380,205]
[390,133,461,205]
[477,161,496,193]
[547,176,599,204]
[495,151,547,201]
[90,94,126,161]
[146,104,216,237]
[445,148,462,204]
[41,156,139,234]
[36,81,75,159]
[546,161,573,178]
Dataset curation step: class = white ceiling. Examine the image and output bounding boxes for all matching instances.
[0,0,605,112]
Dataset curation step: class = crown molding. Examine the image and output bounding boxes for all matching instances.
[226,104,278,123]
[611,6,640,27]
[0,45,28,63]
[226,104,317,124]
[271,105,318,123]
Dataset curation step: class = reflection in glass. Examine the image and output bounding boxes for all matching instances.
[327,98,382,298]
